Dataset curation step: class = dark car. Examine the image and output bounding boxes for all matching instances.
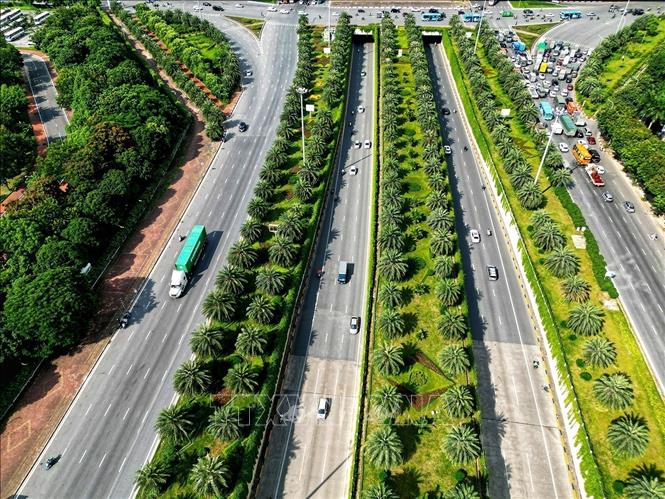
[588,148,601,163]
[429,8,439,13]
[238,121,248,132]
[202,2,211,6]
[524,9,534,15]
[212,5,223,10]
[575,130,584,138]
[390,7,400,13]
[587,136,596,145]
[442,107,451,115]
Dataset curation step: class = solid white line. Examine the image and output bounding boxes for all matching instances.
[85,403,92,416]
[99,454,107,468]
[104,403,112,417]
[123,407,131,421]
[144,368,151,380]
[126,364,133,375]
[145,330,152,340]
[118,456,128,474]
[79,449,87,464]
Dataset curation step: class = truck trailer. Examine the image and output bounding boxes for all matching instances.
[560,114,577,137]
[170,225,207,298]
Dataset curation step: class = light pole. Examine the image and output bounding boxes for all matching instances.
[534,114,559,183]
[296,87,308,166]
[615,0,631,34]
[474,0,488,54]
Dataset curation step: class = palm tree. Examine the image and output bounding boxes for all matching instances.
[436,279,462,307]
[226,362,258,394]
[544,247,580,278]
[378,250,409,282]
[380,308,405,339]
[446,482,481,499]
[256,266,287,295]
[240,218,263,243]
[364,482,398,499]
[624,473,665,499]
[190,324,225,358]
[568,303,604,336]
[135,461,168,497]
[438,310,468,340]
[365,425,403,469]
[190,454,230,497]
[253,180,274,202]
[202,290,236,323]
[379,224,405,252]
[562,275,591,303]
[509,165,534,190]
[215,265,248,295]
[443,424,481,464]
[236,326,267,357]
[533,222,565,252]
[378,282,402,308]
[583,337,617,368]
[427,190,449,212]
[442,384,475,418]
[593,373,634,410]
[434,256,456,279]
[173,360,210,397]
[208,405,241,441]
[430,229,456,256]
[607,413,649,458]
[269,236,298,268]
[439,345,471,377]
[247,295,275,325]
[373,344,404,376]
[276,215,306,243]
[295,179,313,202]
[228,239,257,269]
[371,385,404,418]
[155,405,193,444]
[248,197,269,220]
[548,168,572,189]
[428,208,454,232]
[517,182,544,210]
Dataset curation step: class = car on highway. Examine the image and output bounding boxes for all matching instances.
[244,70,252,77]
[487,265,499,281]
[349,316,360,334]
[238,121,248,132]
[357,105,365,113]
[267,6,277,11]
[558,143,569,153]
[444,145,452,154]
[193,4,202,10]
[442,107,451,115]
[298,10,306,15]
[603,191,614,202]
[470,229,481,244]
[317,398,329,419]
[586,135,596,144]
[234,3,243,8]
[588,148,601,163]
[575,129,584,138]
[584,127,593,136]
[624,201,635,213]
[349,165,358,175]
[567,83,574,91]
[363,140,371,148]
[280,8,290,14]
[202,1,211,6]
[361,70,366,77]
[212,5,223,11]
[595,165,606,174]
[353,140,361,149]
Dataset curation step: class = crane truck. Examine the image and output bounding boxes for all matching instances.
[170,225,207,298]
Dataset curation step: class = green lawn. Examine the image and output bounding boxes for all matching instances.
[514,21,560,48]
[227,16,265,38]
[443,30,665,498]
[184,32,221,61]
[509,0,562,8]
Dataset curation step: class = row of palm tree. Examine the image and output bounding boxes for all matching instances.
[452,15,660,479]
[138,16,356,497]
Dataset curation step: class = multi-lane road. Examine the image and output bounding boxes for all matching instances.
[16,13,298,498]
[427,41,574,498]
[256,40,375,499]
[22,52,68,144]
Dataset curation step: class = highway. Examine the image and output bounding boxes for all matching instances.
[428,41,574,498]
[22,52,69,144]
[16,13,298,499]
[255,40,374,498]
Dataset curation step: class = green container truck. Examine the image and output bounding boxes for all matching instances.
[560,114,577,137]
[170,225,207,298]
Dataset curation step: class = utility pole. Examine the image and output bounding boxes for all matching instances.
[534,115,559,183]
[474,0,488,54]
[296,87,308,166]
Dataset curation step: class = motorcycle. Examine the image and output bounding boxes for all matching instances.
[119,312,131,329]
[486,229,492,236]
[45,455,61,470]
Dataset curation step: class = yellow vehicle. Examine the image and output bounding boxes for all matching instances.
[538,62,548,73]
[572,143,592,165]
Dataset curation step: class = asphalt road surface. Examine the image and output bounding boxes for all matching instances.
[428,42,574,499]
[16,15,297,499]
[256,41,374,498]
[22,52,69,144]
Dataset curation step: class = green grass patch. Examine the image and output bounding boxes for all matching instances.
[509,0,562,8]
[514,21,560,48]
[227,16,265,38]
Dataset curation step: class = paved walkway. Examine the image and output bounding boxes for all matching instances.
[0,17,227,496]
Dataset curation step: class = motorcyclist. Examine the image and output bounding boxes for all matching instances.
[463,145,468,152]
[487,228,492,236]
[119,312,130,328]
[481,184,486,190]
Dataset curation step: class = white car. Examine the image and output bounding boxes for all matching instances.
[353,140,361,149]
[363,140,371,149]
[470,229,481,244]
[538,73,546,80]
[234,3,244,8]
[280,9,290,14]
[596,165,606,174]
[267,6,277,11]
[317,398,329,419]
[298,10,307,15]
[577,138,588,147]
[361,70,366,77]
[444,145,452,155]
[357,105,365,113]
[193,5,202,11]
[244,70,253,77]
[349,165,358,175]
[349,316,360,334]
[558,143,569,153]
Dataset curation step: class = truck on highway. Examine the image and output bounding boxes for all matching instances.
[337,261,349,284]
[585,165,605,186]
[169,225,207,298]
[539,101,553,120]
[566,101,577,115]
[512,41,526,52]
[560,114,577,137]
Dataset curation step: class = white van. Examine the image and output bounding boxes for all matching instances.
[317,398,329,419]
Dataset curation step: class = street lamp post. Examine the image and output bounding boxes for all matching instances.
[296,87,308,166]
[534,115,559,183]
[474,0,489,54]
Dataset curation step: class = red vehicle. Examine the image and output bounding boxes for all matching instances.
[587,136,596,145]
[585,165,605,187]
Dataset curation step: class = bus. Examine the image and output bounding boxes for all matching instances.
[463,13,482,22]
[0,9,22,25]
[560,10,582,20]
[539,101,553,120]
[560,114,577,137]
[572,143,592,165]
[421,12,444,22]
[33,11,50,25]
[4,26,24,41]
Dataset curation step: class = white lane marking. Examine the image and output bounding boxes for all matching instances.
[162,332,168,343]
[85,403,92,416]
[118,456,127,474]
[123,407,131,421]
[142,410,150,424]
[79,449,87,463]
[144,368,151,380]
[145,330,152,340]
[104,403,112,417]
[126,363,133,375]
[526,453,536,493]
[99,453,107,468]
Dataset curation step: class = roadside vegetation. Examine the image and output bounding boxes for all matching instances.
[111,2,237,140]
[0,37,37,195]
[135,15,353,498]
[448,15,665,498]
[576,14,665,213]
[513,21,560,49]
[227,16,265,38]
[0,6,187,415]
[359,16,485,499]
